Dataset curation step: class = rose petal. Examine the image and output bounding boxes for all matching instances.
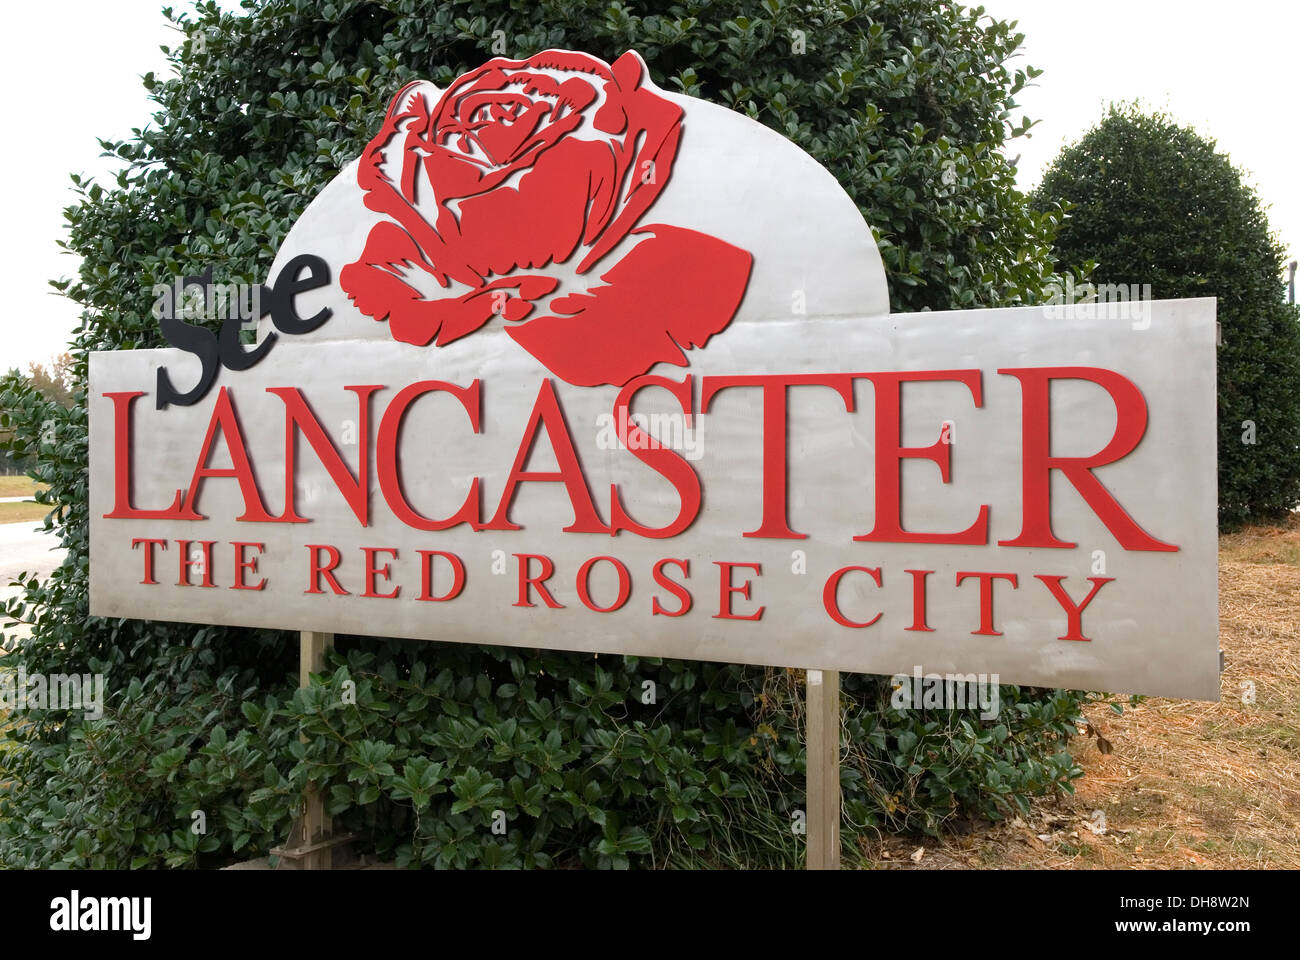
[340,220,558,347]
[577,91,683,269]
[433,276,558,346]
[506,224,752,386]
[340,221,447,340]
[452,137,613,277]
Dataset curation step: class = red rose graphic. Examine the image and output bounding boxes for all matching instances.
[339,49,752,387]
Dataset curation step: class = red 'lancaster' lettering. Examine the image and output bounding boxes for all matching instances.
[609,376,701,538]
[106,394,186,519]
[854,370,988,545]
[484,380,608,534]
[699,374,856,539]
[997,367,1177,552]
[180,386,277,522]
[377,380,483,531]
[269,384,380,526]
[103,367,1176,551]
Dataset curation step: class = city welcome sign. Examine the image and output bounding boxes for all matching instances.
[88,50,1220,700]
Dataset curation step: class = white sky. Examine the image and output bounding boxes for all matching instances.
[991,0,1300,262]
[1,1,174,374]
[2,0,1296,372]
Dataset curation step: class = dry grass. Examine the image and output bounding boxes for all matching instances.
[0,501,51,525]
[0,477,44,499]
[862,513,1300,870]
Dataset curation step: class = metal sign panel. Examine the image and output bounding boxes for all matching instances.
[87,50,1219,700]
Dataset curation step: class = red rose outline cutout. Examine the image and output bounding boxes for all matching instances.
[339,49,753,387]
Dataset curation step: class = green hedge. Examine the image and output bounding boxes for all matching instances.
[1,0,1090,869]
[1033,105,1300,528]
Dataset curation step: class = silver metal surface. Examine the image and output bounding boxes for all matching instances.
[87,72,1219,700]
[89,298,1219,700]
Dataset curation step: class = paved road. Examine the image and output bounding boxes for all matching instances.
[0,520,64,582]
[0,522,66,642]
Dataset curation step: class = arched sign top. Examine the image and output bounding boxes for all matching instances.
[263,48,891,385]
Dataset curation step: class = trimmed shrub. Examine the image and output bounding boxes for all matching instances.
[1033,105,1300,527]
[2,0,1088,868]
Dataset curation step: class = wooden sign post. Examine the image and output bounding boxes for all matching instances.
[271,630,348,870]
[805,669,841,870]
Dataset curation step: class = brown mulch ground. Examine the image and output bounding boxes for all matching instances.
[861,514,1300,869]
